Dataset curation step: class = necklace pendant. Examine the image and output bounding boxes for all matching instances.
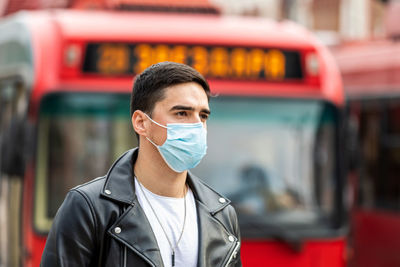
[172,251,175,266]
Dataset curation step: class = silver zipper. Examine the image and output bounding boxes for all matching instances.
[123,246,127,267]
[224,241,241,267]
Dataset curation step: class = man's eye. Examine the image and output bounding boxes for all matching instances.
[176,111,187,116]
[201,114,209,120]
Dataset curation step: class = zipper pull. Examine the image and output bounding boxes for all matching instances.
[172,250,175,266]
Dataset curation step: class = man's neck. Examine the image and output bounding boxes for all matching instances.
[134,143,187,198]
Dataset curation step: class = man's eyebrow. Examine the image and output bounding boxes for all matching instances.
[170,105,211,115]
[170,105,195,112]
[201,108,211,115]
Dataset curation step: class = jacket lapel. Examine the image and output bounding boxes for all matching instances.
[107,200,164,267]
[100,149,163,267]
[188,173,239,267]
[196,201,238,267]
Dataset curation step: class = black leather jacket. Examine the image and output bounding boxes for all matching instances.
[41,148,242,267]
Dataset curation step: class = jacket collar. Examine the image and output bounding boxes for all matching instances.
[101,148,231,213]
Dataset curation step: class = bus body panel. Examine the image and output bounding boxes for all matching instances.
[352,211,400,267]
[242,239,345,267]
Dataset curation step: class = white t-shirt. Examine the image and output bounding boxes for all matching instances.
[135,178,199,267]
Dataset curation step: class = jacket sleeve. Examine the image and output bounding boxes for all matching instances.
[40,189,97,267]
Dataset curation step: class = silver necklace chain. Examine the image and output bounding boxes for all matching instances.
[136,177,187,267]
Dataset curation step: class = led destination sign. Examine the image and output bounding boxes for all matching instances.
[83,43,303,80]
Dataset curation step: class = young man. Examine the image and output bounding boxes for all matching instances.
[41,62,242,267]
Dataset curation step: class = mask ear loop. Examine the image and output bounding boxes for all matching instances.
[144,113,167,147]
[143,113,168,129]
[146,136,159,147]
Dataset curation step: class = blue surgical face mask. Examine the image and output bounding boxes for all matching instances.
[144,114,207,173]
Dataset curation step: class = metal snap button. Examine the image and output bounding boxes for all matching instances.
[219,197,226,203]
[228,235,235,242]
[114,227,121,234]
[105,189,111,195]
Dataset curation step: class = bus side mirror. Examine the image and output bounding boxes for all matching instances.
[1,118,27,178]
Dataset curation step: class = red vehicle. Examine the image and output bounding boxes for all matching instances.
[335,40,400,267]
[0,10,346,267]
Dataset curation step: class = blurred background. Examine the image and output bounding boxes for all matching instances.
[1,0,400,267]
[1,0,397,42]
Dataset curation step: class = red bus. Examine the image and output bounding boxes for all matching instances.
[0,10,346,267]
[335,40,400,267]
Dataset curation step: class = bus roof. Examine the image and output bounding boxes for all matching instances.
[334,40,400,98]
[19,10,316,49]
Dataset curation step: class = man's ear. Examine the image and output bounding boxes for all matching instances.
[132,110,148,137]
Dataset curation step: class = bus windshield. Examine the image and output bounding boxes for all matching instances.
[192,97,339,237]
[34,93,338,235]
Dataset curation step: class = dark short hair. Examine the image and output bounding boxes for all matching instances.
[130,62,210,118]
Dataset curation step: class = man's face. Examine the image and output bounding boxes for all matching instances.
[147,82,210,146]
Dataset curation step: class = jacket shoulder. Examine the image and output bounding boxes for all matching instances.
[71,176,107,201]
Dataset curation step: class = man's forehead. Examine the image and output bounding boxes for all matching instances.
[160,83,209,106]
[163,82,207,94]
